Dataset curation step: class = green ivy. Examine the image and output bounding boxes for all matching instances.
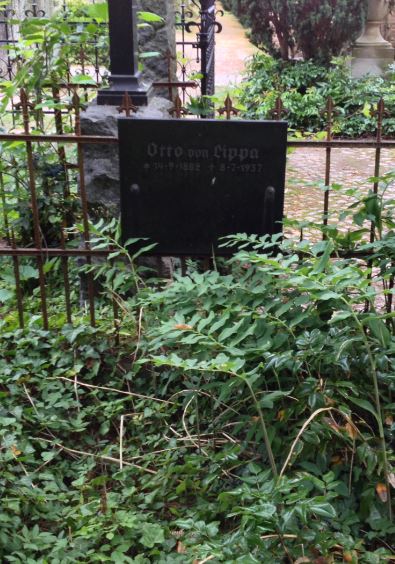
[0,175,394,561]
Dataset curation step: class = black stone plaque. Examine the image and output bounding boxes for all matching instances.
[119,118,287,256]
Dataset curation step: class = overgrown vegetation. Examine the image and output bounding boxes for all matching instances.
[0,4,394,562]
[1,175,395,561]
[239,56,395,137]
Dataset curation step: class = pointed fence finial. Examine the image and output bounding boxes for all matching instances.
[169,95,188,118]
[218,95,239,120]
[117,92,138,117]
[320,96,338,141]
[371,98,389,142]
[270,97,287,120]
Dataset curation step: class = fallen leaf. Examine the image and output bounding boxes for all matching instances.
[345,421,358,440]
[385,414,393,426]
[277,409,286,422]
[343,550,358,563]
[376,482,388,502]
[176,541,186,554]
[11,445,21,457]
[327,420,341,434]
[174,324,193,331]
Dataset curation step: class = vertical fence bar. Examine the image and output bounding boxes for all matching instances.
[218,95,239,120]
[73,91,96,327]
[109,242,120,344]
[176,3,191,104]
[0,169,9,236]
[323,96,334,232]
[272,97,284,121]
[371,99,393,315]
[11,230,25,328]
[51,84,71,201]
[20,88,49,329]
[60,224,73,324]
[1,8,17,125]
[0,170,24,327]
[371,99,385,243]
[94,28,101,85]
[52,85,73,323]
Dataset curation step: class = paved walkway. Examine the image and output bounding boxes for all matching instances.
[214,6,258,89]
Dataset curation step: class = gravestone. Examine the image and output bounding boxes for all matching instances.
[119,118,287,256]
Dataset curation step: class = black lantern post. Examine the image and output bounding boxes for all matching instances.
[97,0,152,106]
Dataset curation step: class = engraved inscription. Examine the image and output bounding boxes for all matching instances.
[143,142,262,175]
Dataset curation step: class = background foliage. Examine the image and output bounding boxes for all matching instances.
[239,55,395,137]
[221,0,368,62]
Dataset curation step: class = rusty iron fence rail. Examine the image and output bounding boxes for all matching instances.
[0,88,394,331]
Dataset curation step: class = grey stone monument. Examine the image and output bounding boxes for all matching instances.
[352,0,395,78]
[82,0,176,217]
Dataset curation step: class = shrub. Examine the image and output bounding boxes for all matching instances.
[223,0,368,62]
[239,55,395,137]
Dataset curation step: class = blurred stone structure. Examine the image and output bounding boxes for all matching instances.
[384,11,395,45]
[352,0,395,77]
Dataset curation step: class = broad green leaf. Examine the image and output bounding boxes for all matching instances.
[329,311,353,324]
[310,501,336,519]
[70,74,97,85]
[83,2,108,21]
[260,390,290,409]
[365,318,391,348]
[140,523,165,548]
[0,288,13,302]
[138,11,164,23]
[348,396,379,424]
[312,240,333,274]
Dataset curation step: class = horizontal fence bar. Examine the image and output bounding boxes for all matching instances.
[1,135,394,149]
[0,246,374,259]
[288,139,395,149]
[0,248,111,257]
[0,133,118,144]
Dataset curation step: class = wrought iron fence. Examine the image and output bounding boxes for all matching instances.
[175,0,222,98]
[0,86,394,331]
[0,1,107,83]
[0,0,219,107]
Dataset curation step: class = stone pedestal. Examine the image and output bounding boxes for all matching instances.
[352,0,395,78]
[81,97,173,218]
[80,96,176,279]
